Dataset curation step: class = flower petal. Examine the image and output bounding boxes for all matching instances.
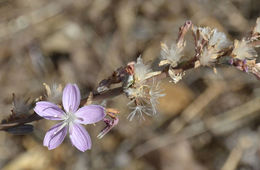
[75,105,106,125]
[69,123,91,152]
[62,84,81,113]
[34,101,65,120]
[43,123,67,150]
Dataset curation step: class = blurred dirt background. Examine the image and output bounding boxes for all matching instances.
[0,0,260,169]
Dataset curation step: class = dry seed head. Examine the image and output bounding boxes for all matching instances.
[198,27,212,41]
[134,57,151,84]
[125,86,147,100]
[196,26,231,49]
[232,40,257,60]
[160,42,183,67]
[125,80,164,120]
[196,27,231,66]
[209,29,231,50]
[199,48,218,66]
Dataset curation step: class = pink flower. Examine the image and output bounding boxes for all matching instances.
[34,84,106,152]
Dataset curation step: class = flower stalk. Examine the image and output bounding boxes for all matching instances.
[0,17,260,150]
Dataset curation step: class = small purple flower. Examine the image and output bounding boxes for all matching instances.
[34,84,106,152]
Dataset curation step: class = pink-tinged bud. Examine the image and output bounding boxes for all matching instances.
[97,117,119,139]
[229,58,234,65]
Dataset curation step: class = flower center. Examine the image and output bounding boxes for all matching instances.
[63,112,77,125]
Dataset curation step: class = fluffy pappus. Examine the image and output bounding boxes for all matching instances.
[125,80,164,121]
